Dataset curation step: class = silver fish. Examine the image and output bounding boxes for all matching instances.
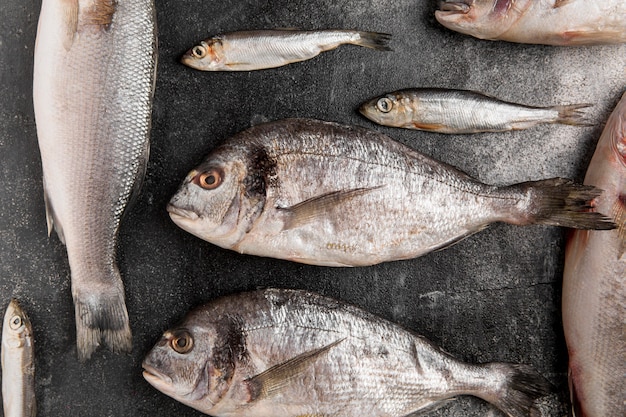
[181,29,391,71]
[359,88,592,134]
[436,0,626,46]
[33,0,157,360]
[562,91,626,417]
[143,288,551,417]
[2,299,36,417]
[167,118,614,267]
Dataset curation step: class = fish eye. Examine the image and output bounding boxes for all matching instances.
[191,45,207,59]
[196,169,222,190]
[376,97,393,113]
[170,330,193,354]
[9,315,22,330]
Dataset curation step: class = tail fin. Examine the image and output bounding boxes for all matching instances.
[73,280,132,362]
[554,103,593,126]
[479,363,553,417]
[354,31,392,51]
[505,178,616,230]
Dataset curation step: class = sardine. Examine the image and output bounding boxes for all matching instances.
[33,0,157,360]
[2,299,36,417]
[562,92,626,417]
[181,29,391,71]
[143,288,551,417]
[359,88,592,134]
[167,118,614,267]
[436,0,626,46]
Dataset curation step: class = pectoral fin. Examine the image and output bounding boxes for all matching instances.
[80,0,117,27]
[554,0,575,8]
[245,338,345,402]
[279,186,383,231]
[61,0,79,50]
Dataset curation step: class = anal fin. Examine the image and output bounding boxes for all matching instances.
[245,338,345,402]
[43,178,66,244]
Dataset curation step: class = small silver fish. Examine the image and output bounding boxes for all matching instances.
[2,299,36,417]
[359,88,592,134]
[436,0,626,45]
[181,29,391,71]
[167,118,614,267]
[33,0,158,360]
[143,289,551,417]
[562,91,626,417]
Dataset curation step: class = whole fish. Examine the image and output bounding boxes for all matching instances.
[33,0,157,360]
[359,88,592,134]
[2,299,36,417]
[167,118,614,267]
[435,0,626,45]
[143,288,551,417]
[181,29,391,71]
[562,91,626,417]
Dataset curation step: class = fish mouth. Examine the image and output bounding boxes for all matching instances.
[142,364,174,391]
[438,1,472,14]
[167,204,199,221]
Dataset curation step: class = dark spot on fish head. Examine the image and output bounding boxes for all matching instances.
[243,147,278,199]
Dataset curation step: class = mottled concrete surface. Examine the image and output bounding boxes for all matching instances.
[0,1,624,416]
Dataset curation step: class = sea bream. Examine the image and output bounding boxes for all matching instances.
[562,91,626,417]
[2,299,36,417]
[359,88,592,134]
[143,288,552,417]
[436,0,626,46]
[167,118,614,267]
[33,0,157,360]
[181,29,391,71]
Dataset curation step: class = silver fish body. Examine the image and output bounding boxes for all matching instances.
[359,88,591,134]
[436,0,626,45]
[167,118,614,267]
[33,0,157,360]
[562,92,626,417]
[2,299,36,417]
[181,29,391,71]
[143,288,551,417]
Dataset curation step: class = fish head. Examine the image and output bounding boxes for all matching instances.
[359,92,412,128]
[2,299,33,349]
[181,38,226,71]
[168,152,251,248]
[142,322,230,413]
[435,0,526,40]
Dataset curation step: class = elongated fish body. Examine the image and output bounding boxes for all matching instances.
[2,299,36,417]
[143,289,551,417]
[436,0,626,45]
[33,0,157,360]
[168,118,614,267]
[562,92,626,417]
[181,29,391,71]
[359,88,592,133]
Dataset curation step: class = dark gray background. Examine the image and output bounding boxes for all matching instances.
[1,1,624,416]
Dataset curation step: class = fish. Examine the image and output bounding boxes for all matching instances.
[2,299,36,417]
[359,88,592,134]
[181,29,391,71]
[143,288,552,417]
[435,0,626,46]
[562,91,626,417]
[33,0,157,360]
[167,118,615,267]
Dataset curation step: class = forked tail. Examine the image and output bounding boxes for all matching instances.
[554,103,593,126]
[73,275,132,362]
[353,31,392,51]
[505,178,616,230]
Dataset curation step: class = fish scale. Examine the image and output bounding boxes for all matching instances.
[33,0,157,360]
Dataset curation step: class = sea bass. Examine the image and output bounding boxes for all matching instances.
[436,0,626,46]
[167,118,614,267]
[143,288,551,417]
[181,29,391,71]
[359,88,591,133]
[562,91,626,417]
[2,299,36,417]
[33,0,157,360]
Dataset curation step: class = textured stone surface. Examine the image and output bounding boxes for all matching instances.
[0,0,624,416]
